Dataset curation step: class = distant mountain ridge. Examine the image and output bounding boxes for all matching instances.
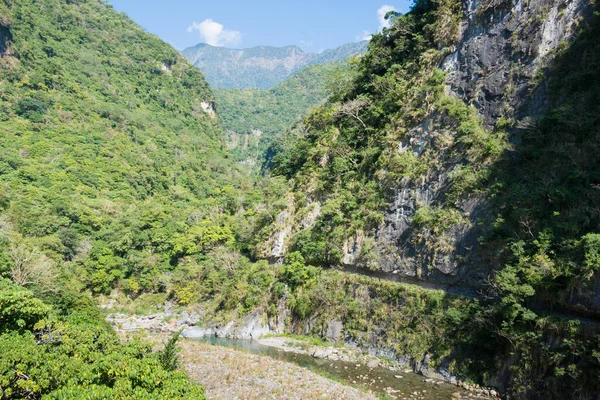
[181,41,368,89]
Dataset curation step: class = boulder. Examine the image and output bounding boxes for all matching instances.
[181,326,213,339]
[310,348,331,359]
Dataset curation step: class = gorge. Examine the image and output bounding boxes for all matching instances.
[0,0,599,399]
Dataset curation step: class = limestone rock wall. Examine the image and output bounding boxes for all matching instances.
[267,0,594,293]
[347,0,594,289]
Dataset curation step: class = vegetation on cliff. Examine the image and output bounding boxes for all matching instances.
[214,62,343,166]
[253,0,600,398]
[0,0,599,399]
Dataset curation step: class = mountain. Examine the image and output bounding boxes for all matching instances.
[310,41,370,65]
[257,0,600,397]
[214,61,351,166]
[181,41,368,89]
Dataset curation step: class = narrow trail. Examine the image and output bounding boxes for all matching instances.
[335,265,600,328]
[338,264,481,299]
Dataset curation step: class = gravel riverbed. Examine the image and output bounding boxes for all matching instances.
[180,340,378,400]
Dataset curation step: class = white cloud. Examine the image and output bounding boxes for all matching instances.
[187,19,241,47]
[357,30,372,42]
[377,5,397,30]
[357,5,397,42]
[300,40,314,48]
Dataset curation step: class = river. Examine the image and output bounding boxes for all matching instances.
[191,336,488,399]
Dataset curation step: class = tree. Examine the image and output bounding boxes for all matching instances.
[0,278,50,333]
[335,97,371,129]
[8,238,56,290]
[158,330,183,371]
[283,251,319,290]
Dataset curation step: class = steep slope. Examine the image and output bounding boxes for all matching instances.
[0,0,252,296]
[248,0,600,397]
[263,0,598,310]
[181,41,368,89]
[215,62,349,166]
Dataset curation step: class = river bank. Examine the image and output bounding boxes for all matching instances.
[187,335,484,400]
[108,309,499,399]
[179,339,378,400]
[257,336,498,397]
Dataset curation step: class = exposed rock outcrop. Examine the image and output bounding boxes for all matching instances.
[265,0,594,292]
[445,0,592,131]
[108,305,287,340]
[372,0,593,286]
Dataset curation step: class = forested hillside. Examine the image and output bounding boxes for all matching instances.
[0,0,255,298]
[0,0,243,396]
[215,62,354,166]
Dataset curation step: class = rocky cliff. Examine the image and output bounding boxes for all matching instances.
[446,0,591,128]
[263,0,598,307]
[371,0,593,284]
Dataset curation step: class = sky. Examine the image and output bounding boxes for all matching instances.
[108,0,413,52]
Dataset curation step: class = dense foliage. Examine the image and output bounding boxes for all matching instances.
[214,62,347,166]
[0,278,203,399]
[0,0,260,298]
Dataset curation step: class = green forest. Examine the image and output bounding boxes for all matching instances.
[0,0,239,397]
[215,64,336,164]
[0,0,599,399]
[214,62,350,165]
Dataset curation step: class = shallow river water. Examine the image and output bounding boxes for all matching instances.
[193,336,487,399]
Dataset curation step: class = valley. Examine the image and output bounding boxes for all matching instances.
[1,0,600,399]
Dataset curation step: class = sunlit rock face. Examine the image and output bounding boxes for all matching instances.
[266,0,594,291]
[445,0,592,129]
[366,0,594,287]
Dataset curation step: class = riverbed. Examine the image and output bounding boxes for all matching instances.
[187,336,486,399]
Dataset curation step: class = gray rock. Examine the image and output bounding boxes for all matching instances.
[323,319,343,343]
[311,348,331,359]
[181,326,213,338]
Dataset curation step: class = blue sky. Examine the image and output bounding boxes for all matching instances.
[108,1,413,52]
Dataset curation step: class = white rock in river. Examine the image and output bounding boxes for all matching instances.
[310,348,330,359]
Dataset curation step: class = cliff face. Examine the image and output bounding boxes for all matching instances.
[369,0,593,284]
[445,0,591,128]
[265,0,597,298]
